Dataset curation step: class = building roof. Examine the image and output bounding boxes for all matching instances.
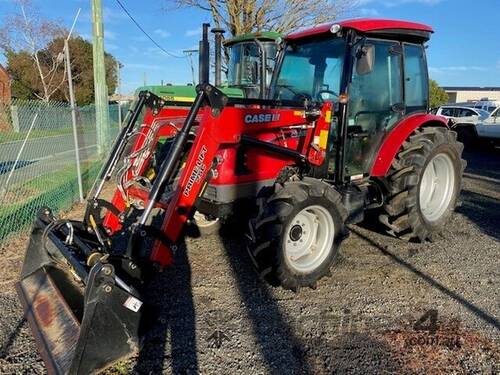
[286,18,433,40]
[442,87,500,92]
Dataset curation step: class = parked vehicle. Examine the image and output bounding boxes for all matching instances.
[452,106,500,147]
[431,105,490,124]
[459,100,499,113]
[476,107,500,143]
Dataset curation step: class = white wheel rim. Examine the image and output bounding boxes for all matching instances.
[419,153,456,222]
[284,205,335,273]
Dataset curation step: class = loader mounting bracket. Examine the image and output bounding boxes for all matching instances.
[138,90,166,116]
[196,83,228,116]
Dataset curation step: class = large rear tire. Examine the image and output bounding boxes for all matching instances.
[379,127,466,241]
[247,179,347,290]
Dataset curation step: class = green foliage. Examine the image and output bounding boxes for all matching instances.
[6,36,118,105]
[429,79,448,108]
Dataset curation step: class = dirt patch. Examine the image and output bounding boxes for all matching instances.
[0,149,499,374]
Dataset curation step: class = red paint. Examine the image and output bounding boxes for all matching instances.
[370,113,447,177]
[286,18,433,40]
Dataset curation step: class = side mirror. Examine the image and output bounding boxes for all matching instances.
[356,44,375,75]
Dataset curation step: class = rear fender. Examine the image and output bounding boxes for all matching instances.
[370,113,448,177]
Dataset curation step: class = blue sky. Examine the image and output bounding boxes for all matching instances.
[0,0,499,94]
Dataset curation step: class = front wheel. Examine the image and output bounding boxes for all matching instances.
[379,127,466,241]
[247,179,347,290]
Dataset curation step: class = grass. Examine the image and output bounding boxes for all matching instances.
[0,127,75,144]
[0,161,102,241]
[0,123,119,144]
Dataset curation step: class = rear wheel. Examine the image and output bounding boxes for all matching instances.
[247,179,347,290]
[379,127,466,241]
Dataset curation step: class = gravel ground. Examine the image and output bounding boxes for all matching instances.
[0,147,499,375]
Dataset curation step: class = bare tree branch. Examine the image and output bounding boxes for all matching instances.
[0,0,66,102]
[164,0,354,37]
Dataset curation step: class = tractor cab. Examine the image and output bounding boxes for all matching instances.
[224,31,280,98]
[273,19,432,179]
[136,29,281,102]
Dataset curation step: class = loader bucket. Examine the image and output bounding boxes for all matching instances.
[16,209,145,374]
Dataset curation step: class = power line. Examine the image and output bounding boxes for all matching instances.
[114,0,185,59]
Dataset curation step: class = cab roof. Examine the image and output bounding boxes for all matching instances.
[286,18,433,41]
[224,31,281,46]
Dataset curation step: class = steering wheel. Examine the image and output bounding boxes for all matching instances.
[316,89,339,103]
[279,85,312,101]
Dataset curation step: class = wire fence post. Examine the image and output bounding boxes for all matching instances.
[65,39,84,202]
[118,101,122,128]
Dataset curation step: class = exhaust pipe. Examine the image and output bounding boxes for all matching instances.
[211,28,225,87]
[198,23,210,85]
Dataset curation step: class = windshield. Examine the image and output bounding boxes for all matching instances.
[272,38,346,102]
[226,41,277,90]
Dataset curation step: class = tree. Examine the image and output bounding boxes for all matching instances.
[429,79,448,108]
[1,1,118,104]
[46,36,118,104]
[0,0,67,102]
[165,0,353,36]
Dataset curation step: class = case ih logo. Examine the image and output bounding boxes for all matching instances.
[244,113,280,124]
[183,145,208,197]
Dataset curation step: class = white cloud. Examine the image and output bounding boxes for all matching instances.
[359,8,380,16]
[185,28,201,37]
[106,43,119,51]
[105,30,117,40]
[154,29,171,38]
[103,7,128,23]
[131,35,148,42]
[124,63,163,70]
[357,0,443,7]
[429,66,488,74]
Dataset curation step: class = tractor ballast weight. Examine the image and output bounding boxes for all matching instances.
[17,19,465,374]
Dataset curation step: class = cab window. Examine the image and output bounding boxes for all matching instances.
[403,44,428,113]
[273,38,346,101]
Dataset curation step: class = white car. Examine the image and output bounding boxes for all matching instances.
[431,105,490,124]
[476,107,500,141]
[452,107,500,147]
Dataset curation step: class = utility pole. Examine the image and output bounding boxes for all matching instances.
[65,39,84,202]
[91,0,109,156]
[183,49,198,86]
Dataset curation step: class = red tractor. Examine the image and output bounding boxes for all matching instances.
[17,19,465,374]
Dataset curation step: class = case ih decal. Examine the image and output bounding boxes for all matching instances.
[244,113,281,124]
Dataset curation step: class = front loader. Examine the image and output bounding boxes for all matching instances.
[17,18,465,374]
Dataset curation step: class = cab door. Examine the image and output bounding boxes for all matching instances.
[345,39,403,177]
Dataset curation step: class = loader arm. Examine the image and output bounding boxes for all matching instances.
[16,84,331,375]
[144,89,332,265]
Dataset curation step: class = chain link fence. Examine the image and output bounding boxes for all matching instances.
[0,99,124,242]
